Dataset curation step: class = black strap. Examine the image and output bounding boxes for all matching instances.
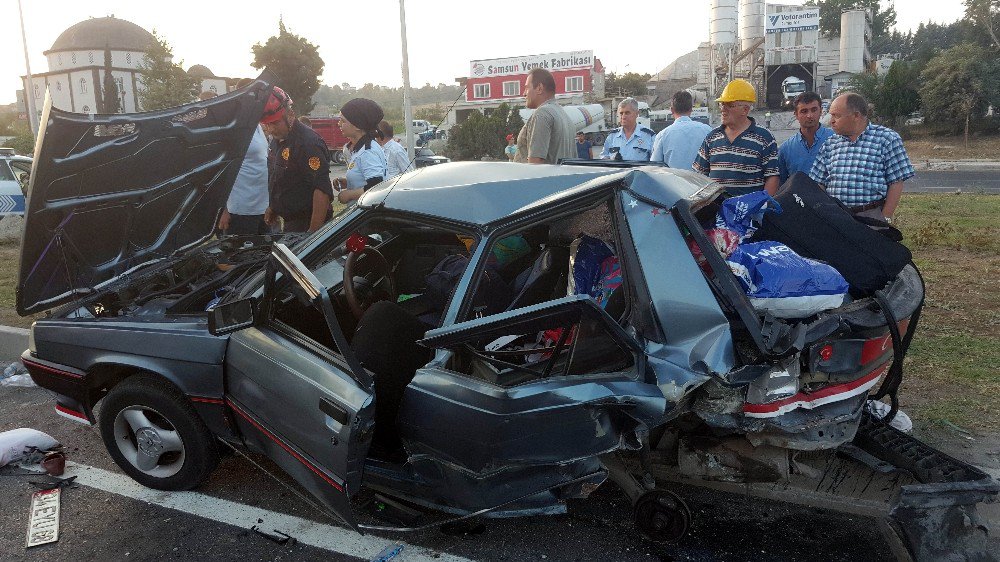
[870,262,925,423]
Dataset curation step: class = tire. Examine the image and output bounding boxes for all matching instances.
[99,374,219,491]
[333,149,346,165]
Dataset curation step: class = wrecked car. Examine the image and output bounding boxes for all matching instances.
[18,77,996,557]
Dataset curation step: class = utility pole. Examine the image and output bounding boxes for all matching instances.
[18,0,39,136]
[399,0,414,161]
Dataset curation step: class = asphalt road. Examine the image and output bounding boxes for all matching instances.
[0,372,897,562]
[906,170,1000,193]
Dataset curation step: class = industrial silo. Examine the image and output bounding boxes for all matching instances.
[839,9,872,74]
[710,0,738,46]
[740,0,765,52]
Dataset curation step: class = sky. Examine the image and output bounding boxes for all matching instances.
[0,0,970,106]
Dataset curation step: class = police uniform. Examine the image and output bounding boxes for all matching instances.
[268,120,334,232]
[600,126,656,161]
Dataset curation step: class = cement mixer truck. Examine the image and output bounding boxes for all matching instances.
[519,101,650,145]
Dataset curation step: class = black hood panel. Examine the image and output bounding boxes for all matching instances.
[17,72,276,315]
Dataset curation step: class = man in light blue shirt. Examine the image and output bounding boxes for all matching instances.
[601,98,656,161]
[778,91,834,185]
[651,91,712,169]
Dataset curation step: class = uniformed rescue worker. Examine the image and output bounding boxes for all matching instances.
[334,98,389,205]
[600,97,655,161]
[260,86,334,233]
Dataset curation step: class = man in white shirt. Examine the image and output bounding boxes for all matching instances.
[376,120,414,179]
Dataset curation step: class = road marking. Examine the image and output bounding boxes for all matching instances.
[62,462,474,562]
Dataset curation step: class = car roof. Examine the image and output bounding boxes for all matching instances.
[358,161,716,226]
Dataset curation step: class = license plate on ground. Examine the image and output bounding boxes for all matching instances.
[26,488,60,547]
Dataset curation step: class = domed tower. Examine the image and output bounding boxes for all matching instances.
[23,16,157,119]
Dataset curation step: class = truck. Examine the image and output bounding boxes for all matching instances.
[519,101,650,145]
[307,117,351,165]
[781,77,807,109]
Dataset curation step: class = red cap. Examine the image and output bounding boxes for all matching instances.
[505,133,514,142]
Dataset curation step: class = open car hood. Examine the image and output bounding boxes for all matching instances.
[17,72,276,315]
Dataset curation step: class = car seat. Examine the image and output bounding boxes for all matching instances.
[505,246,569,311]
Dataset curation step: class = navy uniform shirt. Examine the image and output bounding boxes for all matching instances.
[600,126,656,161]
[268,120,333,219]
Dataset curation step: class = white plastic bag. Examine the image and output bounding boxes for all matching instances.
[0,428,60,467]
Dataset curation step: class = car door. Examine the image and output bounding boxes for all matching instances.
[398,295,668,510]
[224,244,374,530]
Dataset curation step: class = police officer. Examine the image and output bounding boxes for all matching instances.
[260,86,334,233]
[600,97,655,161]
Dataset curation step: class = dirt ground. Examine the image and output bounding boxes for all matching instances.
[904,134,1000,161]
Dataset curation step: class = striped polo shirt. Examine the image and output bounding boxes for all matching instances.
[693,118,779,196]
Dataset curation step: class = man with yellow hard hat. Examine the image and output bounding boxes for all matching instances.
[693,79,780,196]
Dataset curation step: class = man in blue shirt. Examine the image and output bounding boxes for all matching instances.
[693,79,779,196]
[575,132,593,159]
[651,91,712,169]
[777,91,834,185]
[809,92,914,224]
[601,98,656,161]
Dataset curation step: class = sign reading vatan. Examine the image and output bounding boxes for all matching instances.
[470,51,594,78]
[766,9,820,34]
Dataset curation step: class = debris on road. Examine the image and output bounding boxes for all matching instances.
[0,428,59,468]
[370,543,404,562]
[1,362,34,387]
[250,525,297,546]
[25,487,61,548]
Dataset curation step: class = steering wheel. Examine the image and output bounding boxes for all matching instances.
[343,247,397,320]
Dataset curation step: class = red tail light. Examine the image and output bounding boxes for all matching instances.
[860,319,909,365]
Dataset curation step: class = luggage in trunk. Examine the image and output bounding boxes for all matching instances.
[749,173,911,295]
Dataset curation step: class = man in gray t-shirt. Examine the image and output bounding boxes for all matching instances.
[514,68,575,164]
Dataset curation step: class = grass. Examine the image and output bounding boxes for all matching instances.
[904,133,1000,161]
[1,194,998,431]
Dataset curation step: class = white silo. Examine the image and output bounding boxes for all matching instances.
[840,9,871,73]
[710,0,738,46]
[740,0,765,52]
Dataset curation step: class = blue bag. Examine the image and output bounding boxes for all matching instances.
[726,241,849,318]
[568,235,614,298]
[715,192,782,239]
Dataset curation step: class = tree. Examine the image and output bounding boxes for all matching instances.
[100,47,121,114]
[878,61,921,126]
[964,0,1000,49]
[919,43,991,144]
[605,72,652,97]
[445,103,524,161]
[252,20,324,115]
[805,0,897,39]
[137,32,199,111]
[844,71,882,116]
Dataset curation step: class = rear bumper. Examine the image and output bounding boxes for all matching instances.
[21,350,95,424]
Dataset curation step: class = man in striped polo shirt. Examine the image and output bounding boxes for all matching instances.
[693,79,780,196]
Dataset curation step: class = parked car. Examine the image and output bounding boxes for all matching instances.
[0,147,31,216]
[413,146,449,168]
[18,79,993,553]
[904,112,924,126]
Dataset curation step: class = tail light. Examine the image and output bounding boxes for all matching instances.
[809,319,910,375]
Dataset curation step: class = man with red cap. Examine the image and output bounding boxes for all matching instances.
[260,86,334,233]
[504,133,517,161]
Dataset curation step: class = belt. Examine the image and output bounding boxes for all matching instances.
[848,199,885,213]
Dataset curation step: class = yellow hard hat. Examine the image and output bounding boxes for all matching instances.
[716,79,757,103]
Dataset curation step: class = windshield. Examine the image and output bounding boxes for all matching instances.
[786,83,806,93]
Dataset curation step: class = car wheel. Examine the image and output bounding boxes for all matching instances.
[99,374,219,491]
[333,150,346,165]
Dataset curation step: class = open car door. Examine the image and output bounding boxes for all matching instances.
[220,244,374,530]
[399,295,668,512]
